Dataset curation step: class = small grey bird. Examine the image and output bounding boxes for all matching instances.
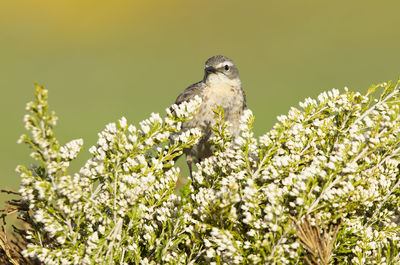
[174,55,247,178]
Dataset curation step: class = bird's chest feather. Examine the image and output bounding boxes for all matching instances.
[195,83,243,128]
[205,83,238,106]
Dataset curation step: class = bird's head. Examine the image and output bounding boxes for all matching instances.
[203,55,241,87]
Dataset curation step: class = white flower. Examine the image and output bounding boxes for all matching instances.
[119,117,127,129]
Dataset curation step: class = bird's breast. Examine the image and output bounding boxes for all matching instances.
[203,83,242,108]
[190,83,244,134]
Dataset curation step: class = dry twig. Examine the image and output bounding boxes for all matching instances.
[0,190,34,265]
[290,213,341,265]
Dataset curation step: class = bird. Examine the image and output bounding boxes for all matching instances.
[173,55,247,179]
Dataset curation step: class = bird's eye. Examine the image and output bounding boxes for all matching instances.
[224,64,230,71]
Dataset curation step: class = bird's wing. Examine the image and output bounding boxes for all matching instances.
[241,87,247,110]
[175,81,204,105]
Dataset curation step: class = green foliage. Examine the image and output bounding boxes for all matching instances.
[12,82,400,264]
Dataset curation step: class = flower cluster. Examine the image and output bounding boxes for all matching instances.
[17,86,202,264]
[12,81,400,264]
[186,81,400,264]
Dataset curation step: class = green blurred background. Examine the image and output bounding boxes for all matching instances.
[1,0,400,206]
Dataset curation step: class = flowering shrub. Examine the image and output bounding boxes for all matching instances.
[1,81,400,264]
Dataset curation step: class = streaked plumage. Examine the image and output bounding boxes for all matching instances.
[174,55,247,178]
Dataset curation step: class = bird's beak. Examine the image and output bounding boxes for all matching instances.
[205,66,217,74]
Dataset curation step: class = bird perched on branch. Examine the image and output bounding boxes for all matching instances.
[174,55,247,178]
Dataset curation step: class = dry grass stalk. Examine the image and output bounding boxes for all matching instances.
[0,189,35,265]
[290,213,341,265]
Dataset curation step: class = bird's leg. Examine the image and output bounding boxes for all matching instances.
[186,154,193,181]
